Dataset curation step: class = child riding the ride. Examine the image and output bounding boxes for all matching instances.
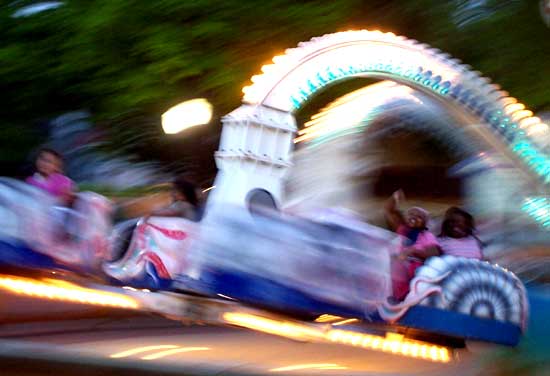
[144,176,200,222]
[26,148,75,206]
[438,207,483,260]
[26,148,78,240]
[384,189,440,301]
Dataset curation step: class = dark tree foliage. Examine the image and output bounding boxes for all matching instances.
[1,0,548,174]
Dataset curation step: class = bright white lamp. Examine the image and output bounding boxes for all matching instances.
[162,98,213,135]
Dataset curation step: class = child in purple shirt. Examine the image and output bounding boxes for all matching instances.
[26,148,75,205]
[26,148,78,240]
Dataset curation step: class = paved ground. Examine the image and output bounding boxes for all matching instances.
[1,315,480,376]
[1,286,548,375]
[0,289,480,376]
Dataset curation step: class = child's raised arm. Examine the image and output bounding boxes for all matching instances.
[384,189,406,231]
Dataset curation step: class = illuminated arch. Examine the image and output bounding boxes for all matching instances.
[286,80,483,212]
[209,30,549,215]
[289,81,550,228]
[294,80,479,150]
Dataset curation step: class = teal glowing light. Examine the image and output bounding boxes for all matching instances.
[512,139,550,182]
[522,197,550,228]
[290,64,452,111]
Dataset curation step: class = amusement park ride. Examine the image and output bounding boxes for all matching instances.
[1,30,548,363]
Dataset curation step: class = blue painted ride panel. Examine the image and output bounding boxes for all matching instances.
[397,306,521,346]
[192,267,522,346]
[0,239,523,347]
[0,239,61,270]
[194,267,364,318]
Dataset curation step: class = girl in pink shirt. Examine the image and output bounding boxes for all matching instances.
[385,190,440,301]
[26,148,75,205]
[438,207,483,260]
[26,148,77,240]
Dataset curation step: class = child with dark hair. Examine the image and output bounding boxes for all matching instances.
[144,176,200,222]
[26,148,78,240]
[26,148,75,205]
[438,207,483,260]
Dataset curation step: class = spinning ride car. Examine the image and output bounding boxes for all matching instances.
[0,182,528,349]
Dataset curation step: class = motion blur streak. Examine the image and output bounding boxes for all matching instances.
[141,347,210,360]
[110,345,179,358]
[223,312,451,363]
[222,312,325,341]
[332,318,359,326]
[294,82,417,144]
[326,330,450,363]
[269,363,345,372]
[314,314,344,323]
[0,275,139,309]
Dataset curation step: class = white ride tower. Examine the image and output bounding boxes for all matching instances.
[207,105,296,212]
